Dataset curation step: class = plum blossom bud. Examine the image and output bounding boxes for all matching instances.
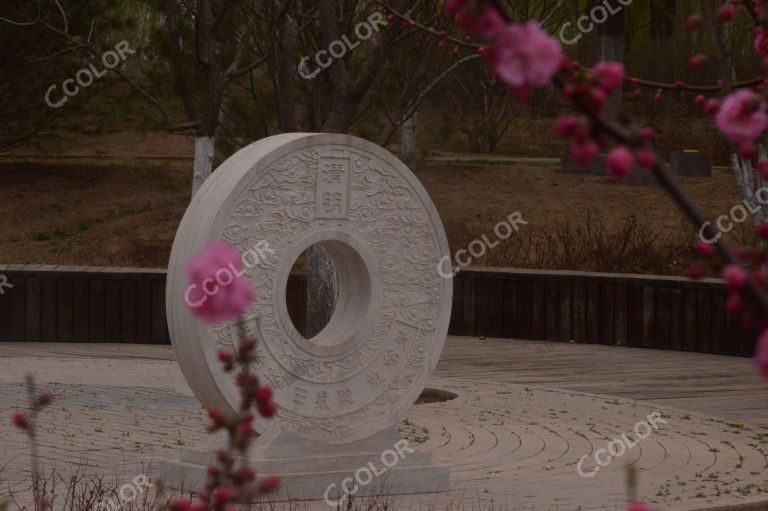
[695,95,706,106]
[641,128,656,141]
[685,15,701,31]
[12,412,29,431]
[208,409,226,431]
[593,62,625,95]
[36,393,53,407]
[723,265,747,291]
[695,241,716,258]
[255,386,273,404]
[687,262,705,281]
[240,338,257,354]
[555,116,580,138]
[740,143,756,159]
[169,499,192,511]
[571,142,599,167]
[258,401,278,419]
[703,98,720,115]
[759,161,768,179]
[237,468,256,482]
[635,149,657,169]
[726,293,746,313]
[606,147,635,181]
[718,4,735,22]
[755,329,768,379]
[212,487,231,508]
[591,88,609,111]
[688,54,706,70]
[260,476,280,493]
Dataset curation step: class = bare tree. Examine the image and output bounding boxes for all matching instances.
[1,0,273,197]
[449,64,514,153]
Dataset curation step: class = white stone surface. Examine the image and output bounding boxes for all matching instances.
[166,134,453,444]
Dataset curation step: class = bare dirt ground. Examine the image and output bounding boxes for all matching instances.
[0,130,748,275]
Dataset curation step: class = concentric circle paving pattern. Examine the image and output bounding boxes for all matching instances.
[1,372,767,510]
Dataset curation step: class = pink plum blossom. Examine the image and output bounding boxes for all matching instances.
[606,147,635,180]
[755,329,768,379]
[715,90,768,145]
[491,22,562,90]
[186,242,255,324]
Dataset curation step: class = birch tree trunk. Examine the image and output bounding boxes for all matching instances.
[732,146,768,225]
[192,136,215,197]
[401,112,417,163]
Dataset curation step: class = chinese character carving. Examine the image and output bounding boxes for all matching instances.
[383,349,401,367]
[322,162,346,184]
[337,387,354,405]
[294,386,309,405]
[315,390,330,410]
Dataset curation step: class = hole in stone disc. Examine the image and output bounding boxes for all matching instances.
[287,244,339,340]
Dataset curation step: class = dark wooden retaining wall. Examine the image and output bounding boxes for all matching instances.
[0,265,754,357]
[0,265,307,344]
[449,268,755,357]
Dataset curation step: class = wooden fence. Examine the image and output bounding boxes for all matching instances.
[449,268,755,357]
[0,265,306,344]
[0,265,754,357]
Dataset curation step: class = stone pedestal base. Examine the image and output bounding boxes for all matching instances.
[157,428,449,501]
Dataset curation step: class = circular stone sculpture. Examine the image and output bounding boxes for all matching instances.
[167,134,452,444]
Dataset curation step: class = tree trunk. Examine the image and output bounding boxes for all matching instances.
[702,0,735,83]
[732,146,768,225]
[192,136,215,197]
[401,112,417,163]
[306,244,337,338]
[599,10,625,120]
[274,10,299,132]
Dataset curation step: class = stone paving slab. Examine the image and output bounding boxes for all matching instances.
[0,340,767,510]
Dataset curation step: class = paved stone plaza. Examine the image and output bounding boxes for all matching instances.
[1,337,767,510]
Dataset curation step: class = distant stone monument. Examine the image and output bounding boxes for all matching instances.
[669,150,712,177]
[161,133,452,499]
